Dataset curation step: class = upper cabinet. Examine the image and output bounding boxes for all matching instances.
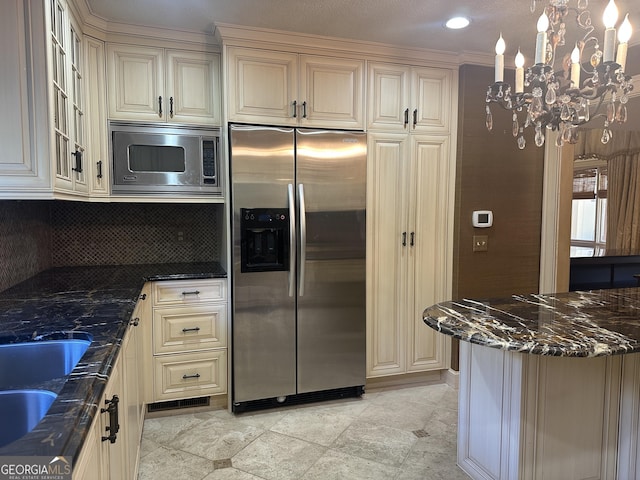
[49,0,88,194]
[84,36,110,197]
[0,0,51,197]
[226,46,364,129]
[107,44,221,126]
[368,62,453,133]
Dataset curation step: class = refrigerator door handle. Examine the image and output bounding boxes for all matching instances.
[288,183,296,297]
[298,183,307,297]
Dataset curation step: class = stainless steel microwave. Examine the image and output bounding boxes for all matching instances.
[110,122,222,196]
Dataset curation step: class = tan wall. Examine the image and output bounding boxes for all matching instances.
[453,64,545,301]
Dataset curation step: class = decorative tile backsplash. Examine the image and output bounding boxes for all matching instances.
[50,202,220,267]
[0,201,51,292]
[0,200,222,292]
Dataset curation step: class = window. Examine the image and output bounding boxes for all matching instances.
[570,160,607,257]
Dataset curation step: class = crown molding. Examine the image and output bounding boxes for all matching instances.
[72,0,217,49]
[215,23,464,69]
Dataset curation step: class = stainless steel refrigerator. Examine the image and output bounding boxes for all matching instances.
[229,124,366,411]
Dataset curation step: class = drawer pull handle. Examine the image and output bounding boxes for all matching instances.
[182,373,201,380]
[182,290,200,296]
[101,395,120,443]
[182,327,201,333]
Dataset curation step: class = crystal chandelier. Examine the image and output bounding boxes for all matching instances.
[485,0,634,149]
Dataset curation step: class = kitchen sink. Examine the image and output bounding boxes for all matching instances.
[0,337,92,389]
[0,389,57,447]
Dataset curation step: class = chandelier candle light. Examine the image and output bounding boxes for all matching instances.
[485,0,634,149]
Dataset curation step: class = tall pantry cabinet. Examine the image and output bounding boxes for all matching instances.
[366,61,456,378]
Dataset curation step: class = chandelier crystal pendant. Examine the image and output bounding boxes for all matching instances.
[485,0,634,149]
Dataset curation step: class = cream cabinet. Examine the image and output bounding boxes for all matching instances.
[84,36,109,197]
[366,132,452,378]
[74,292,147,480]
[107,44,221,126]
[150,279,228,402]
[72,407,103,479]
[0,0,52,196]
[367,62,453,133]
[226,46,364,128]
[49,0,89,195]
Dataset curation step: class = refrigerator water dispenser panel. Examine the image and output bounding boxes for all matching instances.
[241,208,289,273]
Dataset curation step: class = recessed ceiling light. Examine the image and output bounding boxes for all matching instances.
[446,17,470,29]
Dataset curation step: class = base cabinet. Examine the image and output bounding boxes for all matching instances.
[366,132,452,378]
[72,408,103,480]
[458,342,621,480]
[150,279,228,403]
[73,292,147,479]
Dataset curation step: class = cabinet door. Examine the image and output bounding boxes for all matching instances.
[406,135,451,371]
[85,36,109,196]
[72,411,103,480]
[166,50,220,125]
[122,323,142,480]
[63,12,88,194]
[299,55,364,129]
[107,44,164,121]
[366,133,411,377]
[49,0,72,190]
[411,67,452,133]
[367,62,410,131]
[226,46,298,125]
[100,355,125,479]
[0,0,51,194]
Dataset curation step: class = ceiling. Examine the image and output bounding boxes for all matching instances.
[86,0,639,62]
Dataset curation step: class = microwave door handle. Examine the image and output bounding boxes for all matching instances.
[288,184,296,297]
[298,183,306,297]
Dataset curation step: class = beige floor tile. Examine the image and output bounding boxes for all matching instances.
[332,421,416,467]
[270,407,355,446]
[230,409,288,430]
[357,400,437,432]
[231,431,326,480]
[141,412,205,446]
[139,436,161,458]
[372,383,450,408]
[300,449,399,480]
[202,467,266,480]
[138,384,468,480]
[137,445,214,480]
[171,415,264,460]
[398,448,470,480]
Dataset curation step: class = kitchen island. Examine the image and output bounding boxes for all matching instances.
[424,288,640,480]
[0,263,226,463]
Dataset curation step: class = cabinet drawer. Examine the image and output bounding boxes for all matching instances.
[153,350,227,401]
[153,279,226,305]
[153,304,227,354]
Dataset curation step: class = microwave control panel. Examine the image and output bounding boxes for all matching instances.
[202,138,218,184]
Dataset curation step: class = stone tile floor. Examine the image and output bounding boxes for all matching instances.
[138,383,471,480]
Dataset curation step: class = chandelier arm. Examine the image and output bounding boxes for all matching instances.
[486,0,632,148]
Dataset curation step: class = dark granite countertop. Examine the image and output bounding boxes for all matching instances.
[423,288,640,357]
[0,262,226,459]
